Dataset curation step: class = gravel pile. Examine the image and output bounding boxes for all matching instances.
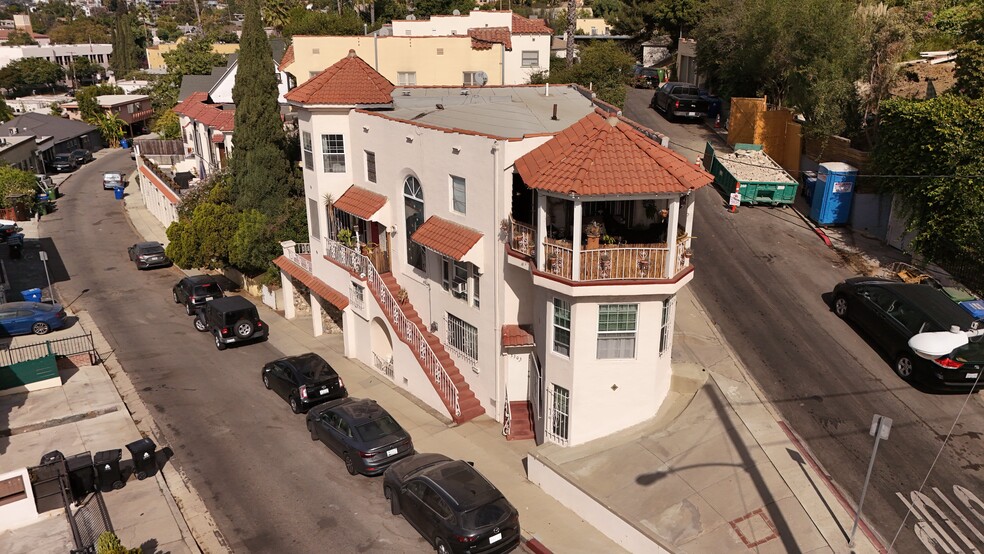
[718,148,795,184]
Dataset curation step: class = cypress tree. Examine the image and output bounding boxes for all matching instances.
[230,0,292,217]
[111,1,137,77]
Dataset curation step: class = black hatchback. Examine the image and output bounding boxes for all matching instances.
[383,453,520,554]
[262,352,347,413]
[832,277,984,390]
[306,398,414,476]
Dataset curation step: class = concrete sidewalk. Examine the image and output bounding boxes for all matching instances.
[119,185,882,553]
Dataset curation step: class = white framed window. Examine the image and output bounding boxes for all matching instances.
[321,134,345,172]
[308,198,320,239]
[442,257,469,297]
[553,298,571,356]
[302,132,313,170]
[397,71,416,86]
[472,270,479,308]
[446,313,478,362]
[349,281,365,311]
[127,103,135,113]
[659,296,674,355]
[597,304,637,359]
[365,151,376,182]
[521,51,539,68]
[451,175,466,213]
[462,71,481,86]
[546,384,570,445]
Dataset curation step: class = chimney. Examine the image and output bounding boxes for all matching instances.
[551,104,558,121]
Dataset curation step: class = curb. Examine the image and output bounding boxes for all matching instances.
[523,536,552,554]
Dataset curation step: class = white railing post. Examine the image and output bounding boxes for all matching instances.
[571,200,582,280]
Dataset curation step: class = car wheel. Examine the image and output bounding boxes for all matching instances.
[289,395,300,414]
[234,319,253,339]
[344,453,357,476]
[214,334,227,351]
[386,487,401,515]
[262,373,271,389]
[894,354,915,381]
[32,322,50,335]
[194,318,207,332]
[185,303,193,316]
[833,296,849,318]
[308,421,318,441]
[172,290,179,303]
[136,471,147,481]
[435,538,452,554]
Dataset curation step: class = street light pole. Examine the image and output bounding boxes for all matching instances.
[39,250,54,303]
[850,414,892,547]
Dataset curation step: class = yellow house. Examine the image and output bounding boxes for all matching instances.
[576,18,611,36]
[146,40,241,71]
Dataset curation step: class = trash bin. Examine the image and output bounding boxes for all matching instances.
[93,449,125,492]
[47,187,58,200]
[121,139,129,149]
[125,438,157,480]
[65,452,95,503]
[8,234,23,259]
[40,450,65,465]
[114,185,124,200]
[21,288,42,302]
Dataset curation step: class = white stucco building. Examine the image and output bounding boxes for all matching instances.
[0,43,112,75]
[172,92,234,180]
[275,51,712,447]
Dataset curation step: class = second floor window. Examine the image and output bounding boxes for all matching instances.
[322,134,345,172]
[451,175,466,213]
[302,132,313,170]
[366,151,376,182]
[553,298,571,356]
[597,304,638,359]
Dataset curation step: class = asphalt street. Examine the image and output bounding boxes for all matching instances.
[39,149,429,552]
[623,87,984,552]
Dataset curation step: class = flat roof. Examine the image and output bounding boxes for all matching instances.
[385,84,596,138]
[0,135,37,151]
[98,95,150,106]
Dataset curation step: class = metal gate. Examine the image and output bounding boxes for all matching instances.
[529,353,544,445]
[71,490,113,553]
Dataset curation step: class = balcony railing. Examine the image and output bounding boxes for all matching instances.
[373,352,394,377]
[542,240,671,281]
[324,237,366,275]
[510,218,536,257]
[285,242,312,273]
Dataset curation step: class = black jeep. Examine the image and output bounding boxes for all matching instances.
[194,296,267,350]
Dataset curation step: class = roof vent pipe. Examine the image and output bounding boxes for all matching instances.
[551,104,558,121]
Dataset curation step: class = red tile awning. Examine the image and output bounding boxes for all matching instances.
[273,255,349,310]
[411,216,483,264]
[502,325,535,348]
[333,185,387,220]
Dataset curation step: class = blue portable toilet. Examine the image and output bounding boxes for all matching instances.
[802,171,817,206]
[809,162,857,225]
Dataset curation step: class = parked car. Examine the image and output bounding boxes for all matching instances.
[0,302,67,336]
[103,172,125,190]
[383,453,521,554]
[261,352,346,413]
[651,81,709,120]
[195,296,267,350]
[49,154,77,173]
[832,277,984,390]
[172,275,224,315]
[127,241,171,269]
[70,149,93,165]
[306,397,413,475]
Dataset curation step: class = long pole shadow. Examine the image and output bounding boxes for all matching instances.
[788,448,849,541]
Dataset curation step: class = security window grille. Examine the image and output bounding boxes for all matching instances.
[521,51,539,68]
[659,296,674,355]
[546,384,570,445]
[463,72,481,86]
[597,304,638,359]
[366,151,376,182]
[322,134,345,172]
[446,313,478,362]
[302,132,314,170]
[350,282,365,311]
[308,198,320,239]
[397,72,416,86]
[450,175,466,213]
[553,298,571,356]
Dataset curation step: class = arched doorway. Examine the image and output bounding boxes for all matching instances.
[404,175,425,270]
[370,317,394,378]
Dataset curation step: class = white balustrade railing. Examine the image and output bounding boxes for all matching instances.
[581,246,670,280]
[372,352,394,377]
[324,237,366,275]
[285,243,312,273]
[542,241,574,280]
[510,218,536,257]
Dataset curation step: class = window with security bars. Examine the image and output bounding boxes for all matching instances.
[546,384,570,445]
[302,132,313,170]
[597,304,638,359]
[660,296,674,355]
[553,298,571,356]
[322,134,345,173]
[446,313,478,362]
[365,151,376,182]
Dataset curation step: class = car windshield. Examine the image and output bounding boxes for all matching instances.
[141,246,164,255]
[223,308,258,325]
[953,340,984,363]
[355,416,401,442]
[104,173,122,181]
[193,283,221,296]
[460,498,511,530]
[676,86,700,95]
[54,155,71,161]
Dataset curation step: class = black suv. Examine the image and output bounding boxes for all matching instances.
[194,296,267,350]
[173,275,224,315]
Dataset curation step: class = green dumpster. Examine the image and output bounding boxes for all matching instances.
[704,142,799,206]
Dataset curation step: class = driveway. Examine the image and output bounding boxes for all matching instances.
[624,87,984,552]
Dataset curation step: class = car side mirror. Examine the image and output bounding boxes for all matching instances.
[466,461,474,467]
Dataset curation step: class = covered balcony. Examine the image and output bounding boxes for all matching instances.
[323,184,392,274]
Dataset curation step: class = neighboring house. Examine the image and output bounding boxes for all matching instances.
[276,51,712,449]
[207,54,293,105]
[0,135,44,174]
[282,10,552,87]
[575,18,611,36]
[172,92,234,180]
[677,38,699,86]
[134,139,190,229]
[0,113,102,158]
[111,78,150,94]
[0,29,50,45]
[61,95,154,134]
[146,41,239,71]
[0,44,113,78]
[177,64,228,103]
[8,94,73,116]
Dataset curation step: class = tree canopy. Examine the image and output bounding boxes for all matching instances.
[0,58,65,96]
[6,30,37,46]
[152,109,181,139]
[531,41,635,107]
[48,18,112,44]
[150,36,227,113]
[282,7,365,38]
[0,165,40,207]
[111,0,139,76]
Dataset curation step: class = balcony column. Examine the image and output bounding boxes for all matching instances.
[683,191,695,250]
[665,196,680,277]
[282,273,296,320]
[536,193,547,271]
[571,199,582,280]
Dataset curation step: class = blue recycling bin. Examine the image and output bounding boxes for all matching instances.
[121,139,129,149]
[114,185,124,200]
[960,300,984,319]
[809,162,857,226]
[802,171,817,206]
[21,288,42,302]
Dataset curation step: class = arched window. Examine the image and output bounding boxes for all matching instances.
[404,175,426,270]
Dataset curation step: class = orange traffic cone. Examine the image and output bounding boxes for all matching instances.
[714,114,721,129]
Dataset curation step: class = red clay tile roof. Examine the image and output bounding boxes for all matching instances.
[469,27,512,50]
[332,185,387,220]
[211,133,224,143]
[274,255,350,310]
[138,165,180,205]
[279,44,294,71]
[502,325,535,348]
[515,111,713,196]
[173,94,235,131]
[411,216,483,261]
[511,14,552,34]
[285,49,395,106]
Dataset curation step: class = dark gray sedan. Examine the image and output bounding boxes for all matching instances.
[306,397,413,476]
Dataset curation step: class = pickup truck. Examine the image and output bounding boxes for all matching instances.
[651,82,709,120]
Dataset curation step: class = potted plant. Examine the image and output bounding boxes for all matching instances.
[362,241,378,255]
[547,252,559,272]
[599,251,612,277]
[601,234,617,246]
[396,287,409,305]
[585,221,602,250]
[337,228,354,248]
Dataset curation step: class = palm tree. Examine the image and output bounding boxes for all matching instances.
[262,0,294,31]
[97,113,126,148]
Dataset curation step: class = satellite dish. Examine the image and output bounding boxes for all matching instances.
[475,71,488,86]
[407,14,416,20]
[452,9,460,15]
